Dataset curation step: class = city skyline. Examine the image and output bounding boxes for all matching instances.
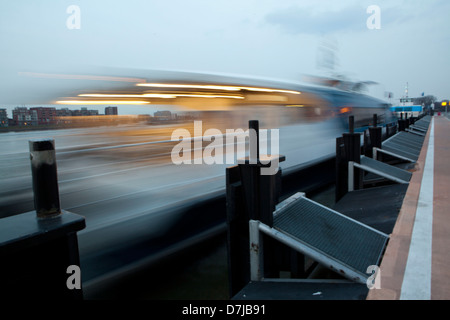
[0,104,189,121]
[0,104,191,118]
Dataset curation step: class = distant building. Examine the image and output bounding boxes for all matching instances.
[6,106,106,127]
[105,106,118,115]
[30,107,57,125]
[0,108,8,127]
[137,114,151,122]
[56,108,73,117]
[154,110,172,121]
[72,107,99,116]
[13,107,38,126]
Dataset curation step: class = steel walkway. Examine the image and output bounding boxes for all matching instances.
[374,116,431,162]
[348,156,412,191]
[249,192,389,285]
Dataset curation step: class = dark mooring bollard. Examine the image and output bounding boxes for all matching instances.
[398,113,406,132]
[0,139,85,300]
[368,114,382,158]
[336,116,363,202]
[405,113,410,129]
[386,123,397,138]
[29,139,61,218]
[226,120,286,297]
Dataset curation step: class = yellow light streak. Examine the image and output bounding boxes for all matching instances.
[237,86,301,95]
[136,83,241,91]
[79,93,176,99]
[247,94,287,102]
[78,93,243,99]
[174,94,244,99]
[136,83,301,95]
[56,100,151,105]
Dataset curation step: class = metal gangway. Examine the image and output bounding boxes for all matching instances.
[348,156,412,191]
[373,116,431,163]
[249,192,389,285]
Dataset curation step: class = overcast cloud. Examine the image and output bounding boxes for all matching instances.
[0,0,449,112]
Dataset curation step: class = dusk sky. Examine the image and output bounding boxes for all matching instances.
[1,0,449,114]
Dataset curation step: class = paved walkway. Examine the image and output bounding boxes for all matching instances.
[367,116,450,300]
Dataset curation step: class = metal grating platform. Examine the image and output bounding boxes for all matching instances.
[396,131,425,143]
[381,145,419,161]
[383,140,421,156]
[359,156,412,183]
[388,137,422,151]
[272,196,389,280]
[413,116,431,129]
[406,128,426,136]
[393,132,424,146]
[373,116,430,163]
[412,125,428,132]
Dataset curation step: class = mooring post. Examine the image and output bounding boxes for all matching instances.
[385,123,391,139]
[392,122,398,136]
[398,113,406,132]
[248,120,259,164]
[29,139,61,218]
[336,116,362,201]
[226,120,285,297]
[239,120,280,226]
[368,114,382,159]
[335,136,346,202]
[239,120,279,280]
[363,129,369,157]
[405,113,410,129]
[386,123,397,138]
[0,138,85,300]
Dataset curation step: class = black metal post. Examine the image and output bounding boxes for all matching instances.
[226,165,248,298]
[29,139,61,218]
[343,134,362,190]
[335,136,346,202]
[336,116,362,201]
[391,123,398,137]
[368,114,382,158]
[349,115,354,134]
[248,120,259,164]
[387,123,393,138]
[239,120,279,227]
[398,113,406,132]
[393,123,398,135]
[226,120,285,297]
